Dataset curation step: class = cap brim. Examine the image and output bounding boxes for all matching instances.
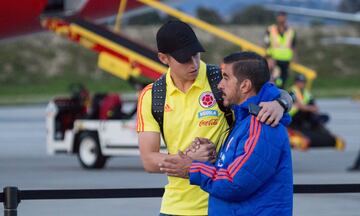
[170,41,205,63]
[295,77,307,82]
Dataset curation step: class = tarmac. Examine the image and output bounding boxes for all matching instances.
[0,99,359,216]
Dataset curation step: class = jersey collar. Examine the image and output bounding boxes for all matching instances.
[166,61,207,95]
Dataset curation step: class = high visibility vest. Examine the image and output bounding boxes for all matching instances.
[267,25,295,61]
[289,85,312,116]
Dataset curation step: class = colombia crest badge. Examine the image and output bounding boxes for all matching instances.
[199,91,216,108]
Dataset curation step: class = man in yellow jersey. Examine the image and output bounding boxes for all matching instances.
[264,11,296,88]
[137,20,289,216]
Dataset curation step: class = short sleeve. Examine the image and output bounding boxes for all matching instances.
[136,84,160,133]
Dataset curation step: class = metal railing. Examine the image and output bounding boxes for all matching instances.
[2,184,360,216]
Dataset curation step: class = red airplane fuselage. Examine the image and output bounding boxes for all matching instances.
[0,0,145,39]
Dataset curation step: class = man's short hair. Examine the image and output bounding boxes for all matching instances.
[223,52,270,93]
[277,11,287,17]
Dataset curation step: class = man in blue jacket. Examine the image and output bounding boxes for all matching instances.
[160,52,293,216]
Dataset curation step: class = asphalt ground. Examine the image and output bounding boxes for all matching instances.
[0,100,359,216]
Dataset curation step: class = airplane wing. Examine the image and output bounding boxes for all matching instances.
[265,4,360,23]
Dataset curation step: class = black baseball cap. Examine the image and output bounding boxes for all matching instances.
[295,74,307,82]
[156,20,205,63]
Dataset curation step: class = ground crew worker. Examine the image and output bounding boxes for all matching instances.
[289,74,345,150]
[159,52,293,216]
[137,20,291,216]
[289,74,327,128]
[265,11,296,88]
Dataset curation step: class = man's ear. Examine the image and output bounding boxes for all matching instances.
[158,53,169,65]
[240,79,252,94]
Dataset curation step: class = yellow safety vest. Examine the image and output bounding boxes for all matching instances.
[289,85,312,116]
[267,25,295,61]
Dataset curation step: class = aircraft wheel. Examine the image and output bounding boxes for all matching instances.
[78,133,106,169]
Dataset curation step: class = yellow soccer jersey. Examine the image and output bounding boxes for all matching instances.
[137,61,228,215]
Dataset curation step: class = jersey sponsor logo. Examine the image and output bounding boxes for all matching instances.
[199,119,218,127]
[164,104,173,112]
[199,91,216,108]
[198,110,218,118]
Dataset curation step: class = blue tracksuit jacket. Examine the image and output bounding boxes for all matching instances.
[189,83,293,216]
